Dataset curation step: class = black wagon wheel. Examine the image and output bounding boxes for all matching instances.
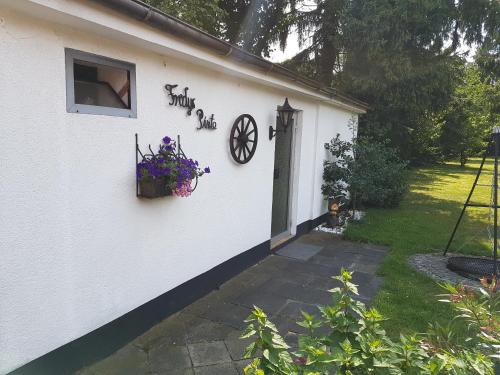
[230,114,258,164]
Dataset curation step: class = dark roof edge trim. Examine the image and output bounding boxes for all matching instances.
[90,0,369,111]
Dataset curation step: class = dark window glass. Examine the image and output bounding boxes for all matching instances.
[73,61,130,109]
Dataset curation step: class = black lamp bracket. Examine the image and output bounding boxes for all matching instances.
[269,98,295,140]
[269,117,293,140]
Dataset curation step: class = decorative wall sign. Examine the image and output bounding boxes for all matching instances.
[229,114,258,164]
[196,109,217,130]
[164,83,217,131]
[164,84,196,115]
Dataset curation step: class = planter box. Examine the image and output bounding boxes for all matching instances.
[139,178,172,198]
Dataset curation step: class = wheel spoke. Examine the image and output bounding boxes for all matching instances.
[247,139,255,143]
[242,146,248,160]
[244,143,251,155]
[243,119,251,134]
[246,129,256,136]
[238,146,243,160]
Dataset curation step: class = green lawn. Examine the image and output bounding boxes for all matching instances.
[344,158,495,336]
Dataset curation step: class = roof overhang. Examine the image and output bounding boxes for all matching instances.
[2,0,369,113]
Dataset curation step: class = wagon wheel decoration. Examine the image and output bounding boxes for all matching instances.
[230,114,258,164]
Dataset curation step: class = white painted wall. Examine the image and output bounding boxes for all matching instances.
[0,3,360,373]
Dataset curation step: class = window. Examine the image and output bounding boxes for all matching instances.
[65,48,137,118]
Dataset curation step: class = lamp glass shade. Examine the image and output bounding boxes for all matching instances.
[278,98,295,131]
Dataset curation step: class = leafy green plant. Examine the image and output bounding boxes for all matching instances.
[321,135,408,208]
[439,277,499,361]
[241,270,497,374]
[350,140,408,208]
[321,134,353,202]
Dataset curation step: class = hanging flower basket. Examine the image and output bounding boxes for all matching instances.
[139,177,173,199]
[136,135,210,199]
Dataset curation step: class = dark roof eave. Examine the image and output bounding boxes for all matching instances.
[90,0,370,111]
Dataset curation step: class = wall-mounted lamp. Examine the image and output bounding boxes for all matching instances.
[269,98,295,140]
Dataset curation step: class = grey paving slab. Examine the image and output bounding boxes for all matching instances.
[133,313,186,350]
[265,279,333,305]
[149,344,192,373]
[276,300,319,319]
[350,262,380,275]
[184,315,239,344]
[182,290,227,316]
[304,274,340,291]
[280,258,337,278]
[194,363,239,375]
[197,302,252,330]
[224,337,255,361]
[218,269,272,296]
[153,369,195,375]
[82,344,148,375]
[308,253,350,270]
[297,231,336,246]
[276,242,323,261]
[73,232,388,375]
[188,341,232,367]
[229,288,288,315]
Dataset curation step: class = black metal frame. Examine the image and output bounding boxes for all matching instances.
[444,129,499,278]
[135,133,198,198]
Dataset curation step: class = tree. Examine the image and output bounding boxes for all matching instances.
[440,63,500,166]
[283,0,350,84]
[281,0,497,164]
[142,0,227,37]
[219,0,291,57]
[335,0,472,164]
[438,94,473,166]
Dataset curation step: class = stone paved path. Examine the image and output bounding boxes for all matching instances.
[75,232,388,375]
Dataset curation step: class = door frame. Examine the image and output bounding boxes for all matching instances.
[270,109,302,247]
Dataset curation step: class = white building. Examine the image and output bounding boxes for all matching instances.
[0,1,367,373]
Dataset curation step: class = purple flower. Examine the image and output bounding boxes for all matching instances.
[137,135,210,188]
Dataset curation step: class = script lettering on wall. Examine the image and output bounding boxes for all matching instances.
[164,84,196,115]
[164,83,217,131]
[196,109,217,130]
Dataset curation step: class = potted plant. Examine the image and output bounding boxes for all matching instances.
[137,136,210,198]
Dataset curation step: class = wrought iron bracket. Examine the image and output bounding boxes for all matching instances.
[269,125,279,140]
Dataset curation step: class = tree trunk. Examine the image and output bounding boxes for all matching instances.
[460,151,467,167]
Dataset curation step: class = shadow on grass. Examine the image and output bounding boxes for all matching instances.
[347,191,492,257]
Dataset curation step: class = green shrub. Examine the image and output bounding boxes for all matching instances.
[321,135,408,208]
[351,140,408,208]
[241,270,498,374]
[321,135,353,202]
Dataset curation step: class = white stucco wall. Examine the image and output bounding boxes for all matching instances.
[0,2,361,373]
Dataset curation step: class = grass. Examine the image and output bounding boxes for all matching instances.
[344,158,495,337]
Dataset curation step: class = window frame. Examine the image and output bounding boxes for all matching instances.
[65,48,137,118]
